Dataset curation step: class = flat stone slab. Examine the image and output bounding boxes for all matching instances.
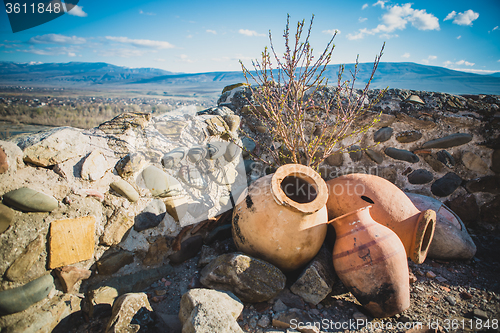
[2,187,58,212]
[422,133,472,149]
[49,216,95,269]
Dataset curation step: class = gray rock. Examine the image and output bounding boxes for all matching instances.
[436,150,455,168]
[0,274,54,315]
[97,251,135,276]
[326,152,344,166]
[22,127,90,167]
[110,179,140,202]
[81,150,108,181]
[169,235,203,264]
[461,151,489,173]
[422,133,473,149]
[105,293,153,333]
[290,246,336,305]
[348,145,362,162]
[384,147,419,163]
[115,153,145,178]
[89,265,173,296]
[407,169,434,184]
[179,288,244,333]
[373,127,393,142]
[0,203,14,233]
[5,235,44,282]
[431,172,462,197]
[197,245,218,268]
[241,137,256,158]
[273,299,288,313]
[134,199,166,232]
[396,130,422,143]
[445,193,480,225]
[465,175,500,194]
[492,150,500,174]
[142,165,183,197]
[3,187,58,212]
[224,141,241,162]
[365,149,384,164]
[200,253,286,303]
[257,315,271,328]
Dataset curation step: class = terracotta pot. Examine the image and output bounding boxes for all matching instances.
[326,174,436,264]
[232,164,328,272]
[329,206,410,318]
[406,192,476,260]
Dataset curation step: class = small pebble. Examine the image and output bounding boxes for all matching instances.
[436,276,448,283]
[461,291,473,299]
[257,315,271,328]
[445,296,457,306]
[426,271,437,279]
[154,289,167,296]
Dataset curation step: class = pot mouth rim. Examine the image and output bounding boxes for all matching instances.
[271,164,328,214]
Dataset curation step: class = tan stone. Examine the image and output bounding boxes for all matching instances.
[5,234,44,282]
[462,151,489,173]
[101,208,134,246]
[55,266,92,293]
[49,216,95,269]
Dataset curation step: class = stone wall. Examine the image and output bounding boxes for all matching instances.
[0,84,498,331]
[221,85,499,231]
[0,110,246,332]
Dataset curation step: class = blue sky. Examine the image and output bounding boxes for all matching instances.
[0,0,499,74]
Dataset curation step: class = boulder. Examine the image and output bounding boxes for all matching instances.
[200,253,286,302]
[22,127,90,167]
[105,293,154,333]
[290,246,336,305]
[179,288,244,333]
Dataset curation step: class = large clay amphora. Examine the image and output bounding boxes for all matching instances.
[232,164,328,272]
[406,192,476,260]
[329,206,410,318]
[326,173,436,264]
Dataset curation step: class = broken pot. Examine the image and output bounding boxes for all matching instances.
[232,164,328,272]
[326,173,436,264]
[329,205,410,318]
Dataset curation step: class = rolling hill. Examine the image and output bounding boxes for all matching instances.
[0,61,499,95]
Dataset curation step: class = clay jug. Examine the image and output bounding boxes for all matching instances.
[326,174,435,264]
[406,192,476,260]
[232,164,328,272]
[329,206,410,318]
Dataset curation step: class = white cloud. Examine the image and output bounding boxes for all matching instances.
[444,11,456,21]
[105,36,174,49]
[359,17,368,23]
[29,34,86,45]
[373,0,387,8]
[347,3,439,40]
[453,10,479,26]
[443,59,475,67]
[362,3,369,10]
[177,54,194,63]
[206,29,217,35]
[98,48,149,58]
[65,4,87,17]
[494,26,499,31]
[421,55,437,64]
[186,35,193,38]
[21,46,80,56]
[139,10,155,16]
[457,35,461,39]
[402,52,410,58]
[238,29,265,37]
[322,29,340,35]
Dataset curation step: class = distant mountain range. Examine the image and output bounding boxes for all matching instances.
[1,61,499,95]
